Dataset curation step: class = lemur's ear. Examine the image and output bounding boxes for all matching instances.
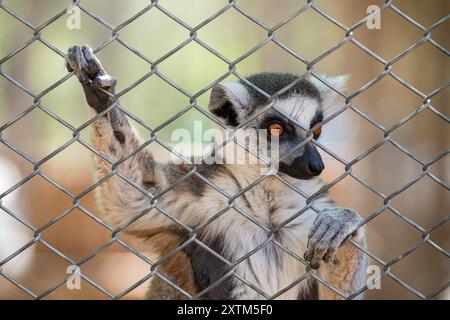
[209,82,250,127]
[310,75,348,117]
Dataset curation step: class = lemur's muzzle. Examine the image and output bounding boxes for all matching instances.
[279,143,324,179]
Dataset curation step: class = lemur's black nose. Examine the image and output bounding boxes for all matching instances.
[304,142,324,176]
[279,143,325,179]
[308,159,324,175]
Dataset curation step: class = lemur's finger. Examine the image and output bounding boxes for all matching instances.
[67,45,89,84]
[304,221,328,261]
[81,45,107,78]
[308,213,323,238]
[80,45,117,91]
[75,46,88,70]
[81,45,98,77]
[310,224,340,269]
[308,221,329,245]
[66,46,76,72]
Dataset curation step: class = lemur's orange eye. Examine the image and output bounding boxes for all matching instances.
[313,126,322,138]
[269,123,284,137]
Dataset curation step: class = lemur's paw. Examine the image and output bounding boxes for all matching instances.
[66,45,117,112]
[304,208,362,269]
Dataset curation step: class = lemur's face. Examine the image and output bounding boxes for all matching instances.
[255,97,324,179]
[209,72,345,180]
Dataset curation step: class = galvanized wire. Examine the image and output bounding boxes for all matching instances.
[0,0,448,300]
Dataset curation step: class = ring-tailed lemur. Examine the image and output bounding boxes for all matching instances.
[66,45,367,300]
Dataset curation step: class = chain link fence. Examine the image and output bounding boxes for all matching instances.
[0,0,448,299]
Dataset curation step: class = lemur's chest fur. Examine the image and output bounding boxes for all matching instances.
[162,165,331,299]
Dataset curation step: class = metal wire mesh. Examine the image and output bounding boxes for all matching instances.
[0,0,448,300]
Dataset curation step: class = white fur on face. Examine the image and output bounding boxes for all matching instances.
[274,96,320,129]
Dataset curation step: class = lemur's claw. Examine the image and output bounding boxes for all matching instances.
[304,208,362,269]
[66,45,117,112]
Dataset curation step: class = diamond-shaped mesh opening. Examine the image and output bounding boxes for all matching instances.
[276,7,347,62]
[198,8,268,61]
[1,174,74,228]
[0,0,448,300]
[237,40,309,75]
[42,12,111,53]
[364,208,423,261]
[390,242,449,297]
[120,7,188,60]
[321,107,384,162]
[157,41,228,93]
[39,142,94,192]
[391,175,449,229]
[40,208,112,262]
[120,74,190,130]
[392,107,449,162]
[353,76,424,128]
[80,241,152,297]
[329,175,381,218]
[1,41,67,94]
[352,142,424,195]
[94,42,154,93]
[2,106,73,161]
[315,41,386,91]
[354,7,424,61]
[1,241,71,297]
[0,9,30,58]
[0,76,34,117]
[393,42,449,94]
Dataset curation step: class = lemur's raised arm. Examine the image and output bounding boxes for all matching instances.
[67,45,367,300]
